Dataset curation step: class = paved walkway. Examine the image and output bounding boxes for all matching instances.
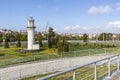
[0,54,113,80]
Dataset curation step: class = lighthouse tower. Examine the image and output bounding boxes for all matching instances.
[27,17,39,50]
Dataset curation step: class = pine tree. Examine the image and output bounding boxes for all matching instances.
[83,33,88,42]
[4,35,9,48]
[48,37,52,48]
[55,35,59,48]
[37,32,43,48]
[39,38,43,47]
[62,36,65,46]
[63,36,69,52]
[63,42,69,52]
[16,33,21,47]
[57,36,69,53]
[57,39,63,53]
[16,39,21,47]
[47,27,55,48]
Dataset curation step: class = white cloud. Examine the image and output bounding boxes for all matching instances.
[65,25,88,30]
[72,25,80,29]
[63,25,96,33]
[82,27,88,30]
[65,26,70,29]
[88,5,112,14]
[61,21,120,33]
[107,21,120,28]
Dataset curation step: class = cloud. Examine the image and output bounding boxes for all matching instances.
[72,25,80,29]
[88,5,112,14]
[63,25,96,33]
[62,24,120,33]
[107,21,120,28]
[60,21,120,33]
[65,26,70,29]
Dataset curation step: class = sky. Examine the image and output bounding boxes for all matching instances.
[0,0,120,33]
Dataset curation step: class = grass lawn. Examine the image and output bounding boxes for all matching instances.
[0,42,120,80]
[0,42,120,67]
[21,72,56,80]
[0,43,120,66]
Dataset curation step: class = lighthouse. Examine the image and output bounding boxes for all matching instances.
[27,17,39,50]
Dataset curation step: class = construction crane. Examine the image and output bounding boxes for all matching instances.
[45,21,49,33]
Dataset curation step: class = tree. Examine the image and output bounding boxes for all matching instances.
[63,42,69,52]
[98,33,113,41]
[37,32,43,48]
[47,27,55,48]
[16,33,21,47]
[9,32,16,41]
[4,34,9,48]
[55,35,59,48]
[57,36,69,53]
[21,34,27,41]
[57,39,63,53]
[82,33,88,42]
[48,37,52,48]
[62,36,69,52]
[0,32,3,42]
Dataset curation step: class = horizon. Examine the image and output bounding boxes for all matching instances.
[0,0,120,33]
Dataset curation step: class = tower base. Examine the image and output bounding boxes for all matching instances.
[16,49,40,53]
[27,44,39,50]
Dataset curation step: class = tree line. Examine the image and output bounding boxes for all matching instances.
[2,27,70,53]
[1,28,120,53]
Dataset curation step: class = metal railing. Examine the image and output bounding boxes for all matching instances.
[37,54,120,80]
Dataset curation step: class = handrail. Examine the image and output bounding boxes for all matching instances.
[37,54,119,80]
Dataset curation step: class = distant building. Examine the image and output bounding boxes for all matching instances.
[88,34,97,39]
[19,30,27,34]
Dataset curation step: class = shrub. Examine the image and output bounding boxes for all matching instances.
[0,53,4,56]
[43,48,57,54]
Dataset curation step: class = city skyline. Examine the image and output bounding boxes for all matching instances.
[0,0,120,33]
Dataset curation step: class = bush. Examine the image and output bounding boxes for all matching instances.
[43,48,57,54]
[83,43,88,46]
[0,53,5,56]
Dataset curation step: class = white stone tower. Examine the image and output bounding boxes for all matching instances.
[27,17,39,50]
[27,17,36,50]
